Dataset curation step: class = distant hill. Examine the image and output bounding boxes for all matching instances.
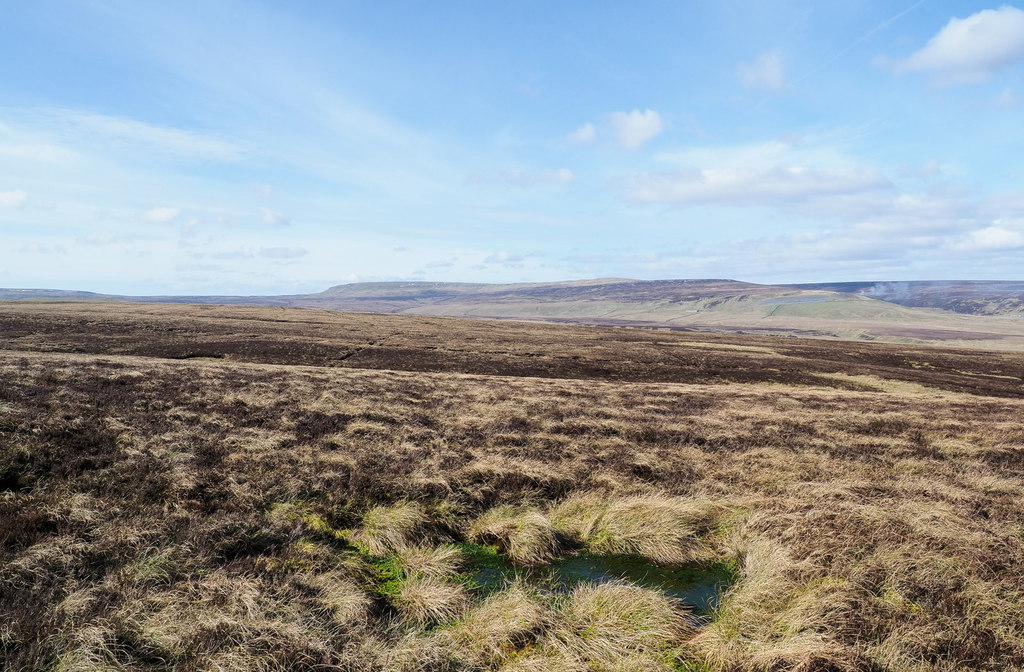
[3,278,1024,349]
[786,281,1024,316]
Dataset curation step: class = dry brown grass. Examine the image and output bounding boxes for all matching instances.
[1,302,1023,671]
[393,575,471,626]
[546,581,692,670]
[446,581,547,665]
[352,502,429,555]
[552,493,721,564]
[469,505,563,565]
[394,544,463,580]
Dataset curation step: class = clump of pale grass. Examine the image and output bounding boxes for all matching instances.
[52,625,122,672]
[547,581,691,669]
[552,493,719,564]
[468,505,562,565]
[393,575,470,625]
[446,581,547,665]
[352,501,428,555]
[309,570,372,627]
[690,533,867,672]
[395,544,462,580]
[135,568,334,666]
[369,628,464,672]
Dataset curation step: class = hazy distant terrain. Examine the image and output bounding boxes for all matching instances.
[3,278,1024,349]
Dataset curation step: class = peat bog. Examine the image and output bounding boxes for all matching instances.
[1,301,1024,671]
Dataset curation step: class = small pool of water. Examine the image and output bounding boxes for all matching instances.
[463,546,732,615]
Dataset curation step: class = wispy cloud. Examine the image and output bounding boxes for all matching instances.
[607,109,664,150]
[737,51,789,93]
[634,138,890,205]
[626,166,889,205]
[0,189,28,208]
[141,206,180,223]
[953,224,1024,250]
[259,208,291,227]
[32,109,248,162]
[566,123,596,145]
[566,109,664,151]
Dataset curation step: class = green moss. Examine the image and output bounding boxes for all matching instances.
[455,542,514,594]
[457,542,502,566]
[358,553,404,599]
[707,557,740,584]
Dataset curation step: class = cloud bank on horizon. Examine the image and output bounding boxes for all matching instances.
[1,1,1024,294]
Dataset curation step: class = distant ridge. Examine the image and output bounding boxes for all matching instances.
[3,279,1024,348]
[4,278,1023,316]
[786,280,1024,316]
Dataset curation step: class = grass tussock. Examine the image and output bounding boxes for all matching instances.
[468,505,563,566]
[393,574,471,625]
[546,581,692,670]
[352,501,428,556]
[446,581,547,665]
[552,493,720,564]
[394,544,463,580]
[308,570,372,627]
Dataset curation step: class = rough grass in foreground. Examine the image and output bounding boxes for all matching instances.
[2,304,1024,671]
[352,502,429,556]
[548,581,692,669]
[468,505,563,566]
[552,493,721,564]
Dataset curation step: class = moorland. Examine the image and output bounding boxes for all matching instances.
[5,278,1024,350]
[2,300,1023,671]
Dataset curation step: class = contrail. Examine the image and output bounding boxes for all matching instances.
[793,0,928,86]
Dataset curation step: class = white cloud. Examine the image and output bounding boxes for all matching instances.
[0,189,28,208]
[260,207,291,226]
[484,251,524,264]
[565,186,1024,281]
[59,110,247,161]
[567,122,597,145]
[656,139,859,173]
[736,50,789,93]
[141,206,180,223]
[955,224,1024,250]
[887,6,1024,84]
[551,168,574,183]
[607,109,664,150]
[482,250,543,265]
[626,166,889,205]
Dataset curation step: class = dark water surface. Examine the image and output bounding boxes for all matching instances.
[465,546,731,615]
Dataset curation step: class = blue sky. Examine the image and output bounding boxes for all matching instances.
[2,1,1024,294]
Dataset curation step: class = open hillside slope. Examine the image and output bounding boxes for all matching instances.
[2,302,1024,671]
[789,281,1024,317]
